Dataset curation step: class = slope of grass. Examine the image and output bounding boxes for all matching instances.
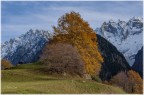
[1,63,126,94]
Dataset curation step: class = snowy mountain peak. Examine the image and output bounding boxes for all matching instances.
[109,19,115,23]
[131,17,143,22]
[1,29,52,65]
[127,17,143,35]
[96,17,143,66]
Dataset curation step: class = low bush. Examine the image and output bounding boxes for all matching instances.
[1,59,13,69]
[40,43,85,77]
[110,70,143,94]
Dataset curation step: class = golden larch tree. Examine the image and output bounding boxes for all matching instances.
[52,11,103,75]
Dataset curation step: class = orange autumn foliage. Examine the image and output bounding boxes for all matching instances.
[127,70,143,94]
[52,11,103,75]
[110,70,143,94]
[1,59,13,69]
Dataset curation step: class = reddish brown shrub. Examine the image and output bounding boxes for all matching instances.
[40,43,85,77]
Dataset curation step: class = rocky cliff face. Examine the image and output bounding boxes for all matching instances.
[96,17,143,66]
[1,29,52,65]
[132,47,143,78]
[97,34,131,81]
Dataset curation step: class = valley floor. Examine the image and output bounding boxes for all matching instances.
[1,63,126,94]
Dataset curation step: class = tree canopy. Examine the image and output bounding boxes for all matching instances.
[52,11,103,75]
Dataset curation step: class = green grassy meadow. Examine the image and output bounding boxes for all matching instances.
[1,63,126,94]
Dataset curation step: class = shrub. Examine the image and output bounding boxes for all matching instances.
[1,59,13,69]
[110,70,143,94]
[127,70,143,94]
[40,43,85,77]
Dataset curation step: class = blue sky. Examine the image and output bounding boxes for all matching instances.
[1,1,143,42]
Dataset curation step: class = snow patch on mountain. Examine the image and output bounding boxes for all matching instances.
[1,29,52,65]
[95,17,143,66]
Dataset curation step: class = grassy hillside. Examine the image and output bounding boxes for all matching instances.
[1,63,126,94]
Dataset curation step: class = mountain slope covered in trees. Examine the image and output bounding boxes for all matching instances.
[97,34,131,81]
[132,47,143,78]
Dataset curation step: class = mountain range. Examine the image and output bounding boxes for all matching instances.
[1,17,143,78]
[1,29,52,65]
[96,17,143,66]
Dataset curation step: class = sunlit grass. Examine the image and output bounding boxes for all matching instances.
[1,63,126,94]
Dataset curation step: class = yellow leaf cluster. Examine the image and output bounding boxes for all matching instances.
[52,11,103,75]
